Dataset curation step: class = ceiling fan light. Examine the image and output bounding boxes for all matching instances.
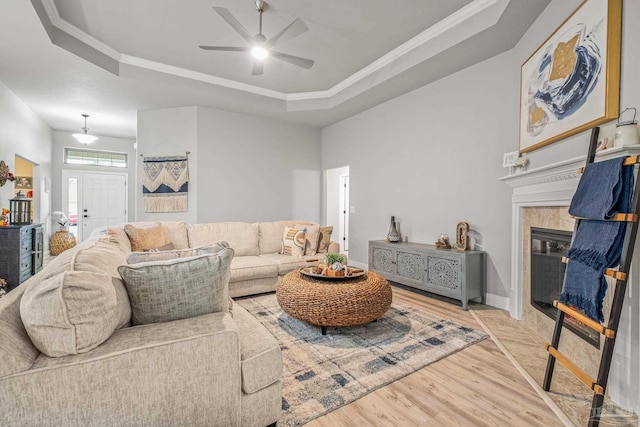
[251,46,268,60]
[72,133,98,144]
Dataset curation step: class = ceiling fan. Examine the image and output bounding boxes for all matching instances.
[199,1,315,76]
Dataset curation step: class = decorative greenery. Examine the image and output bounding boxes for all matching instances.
[324,253,345,265]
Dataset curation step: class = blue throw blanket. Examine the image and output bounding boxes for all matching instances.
[560,157,633,322]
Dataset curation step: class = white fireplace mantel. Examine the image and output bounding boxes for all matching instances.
[498,144,640,413]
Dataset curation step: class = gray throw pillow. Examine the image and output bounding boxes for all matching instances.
[118,248,234,325]
[126,241,229,264]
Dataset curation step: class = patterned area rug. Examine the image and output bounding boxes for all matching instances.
[237,293,488,426]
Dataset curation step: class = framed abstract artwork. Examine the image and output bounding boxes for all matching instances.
[519,0,622,153]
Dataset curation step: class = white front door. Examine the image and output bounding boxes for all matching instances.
[82,172,127,239]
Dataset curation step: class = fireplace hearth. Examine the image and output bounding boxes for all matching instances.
[530,227,599,348]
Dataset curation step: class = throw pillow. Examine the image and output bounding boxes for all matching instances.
[126,241,229,264]
[20,271,120,357]
[118,248,234,325]
[317,226,334,253]
[280,227,306,257]
[124,222,166,252]
[147,242,175,252]
[296,223,320,255]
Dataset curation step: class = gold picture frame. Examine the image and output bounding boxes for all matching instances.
[519,0,621,153]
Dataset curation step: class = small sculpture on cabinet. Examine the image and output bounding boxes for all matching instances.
[435,234,451,249]
[456,222,469,251]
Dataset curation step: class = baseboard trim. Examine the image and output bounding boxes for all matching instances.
[350,260,368,270]
[484,293,509,310]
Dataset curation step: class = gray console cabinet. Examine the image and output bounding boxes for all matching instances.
[369,240,485,309]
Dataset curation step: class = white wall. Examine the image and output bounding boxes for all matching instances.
[51,130,137,224]
[137,106,198,224]
[322,0,640,412]
[137,106,321,224]
[322,50,516,300]
[196,106,321,222]
[0,81,52,241]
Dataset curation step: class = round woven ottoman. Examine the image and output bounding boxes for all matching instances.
[277,270,392,335]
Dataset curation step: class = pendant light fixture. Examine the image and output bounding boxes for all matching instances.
[72,114,98,145]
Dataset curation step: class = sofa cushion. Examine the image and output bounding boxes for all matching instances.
[296,223,320,256]
[126,241,229,264]
[281,227,306,257]
[107,227,132,253]
[260,253,321,275]
[230,256,279,282]
[20,270,120,357]
[317,226,334,253]
[158,221,190,250]
[232,305,282,394]
[0,284,41,377]
[188,222,259,256]
[258,221,290,254]
[125,222,166,252]
[72,239,132,329]
[118,249,233,325]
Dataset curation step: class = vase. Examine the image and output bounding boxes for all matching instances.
[50,231,77,256]
[387,216,400,243]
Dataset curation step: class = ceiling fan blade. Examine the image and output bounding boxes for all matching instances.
[252,61,264,76]
[212,6,254,45]
[264,18,308,49]
[199,46,251,52]
[271,51,315,69]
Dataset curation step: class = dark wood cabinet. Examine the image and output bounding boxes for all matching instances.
[0,224,44,291]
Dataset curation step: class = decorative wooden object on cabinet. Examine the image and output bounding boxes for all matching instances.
[368,240,486,309]
[0,224,44,291]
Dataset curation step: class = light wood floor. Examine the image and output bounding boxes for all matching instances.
[306,286,637,427]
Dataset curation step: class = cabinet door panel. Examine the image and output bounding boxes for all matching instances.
[396,250,423,284]
[424,255,462,298]
[371,246,394,274]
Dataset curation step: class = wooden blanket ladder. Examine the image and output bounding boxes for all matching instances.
[542,127,640,426]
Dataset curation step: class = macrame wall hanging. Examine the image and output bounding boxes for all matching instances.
[141,153,189,213]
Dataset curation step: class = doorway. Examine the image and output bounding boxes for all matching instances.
[325,166,349,254]
[14,156,35,222]
[61,170,128,241]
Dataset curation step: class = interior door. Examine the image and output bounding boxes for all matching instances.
[81,173,127,239]
[339,174,350,252]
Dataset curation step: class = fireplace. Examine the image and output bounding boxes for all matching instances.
[530,227,599,348]
[501,144,640,410]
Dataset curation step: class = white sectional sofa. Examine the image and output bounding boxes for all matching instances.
[0,219,338,426]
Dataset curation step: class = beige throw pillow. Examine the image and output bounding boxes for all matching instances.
[281,227,306,257]
[317,226,334,253]
[20,271,120,357]
[118,249,234,325]
[295,223,320,255]
[124,222,165,252]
